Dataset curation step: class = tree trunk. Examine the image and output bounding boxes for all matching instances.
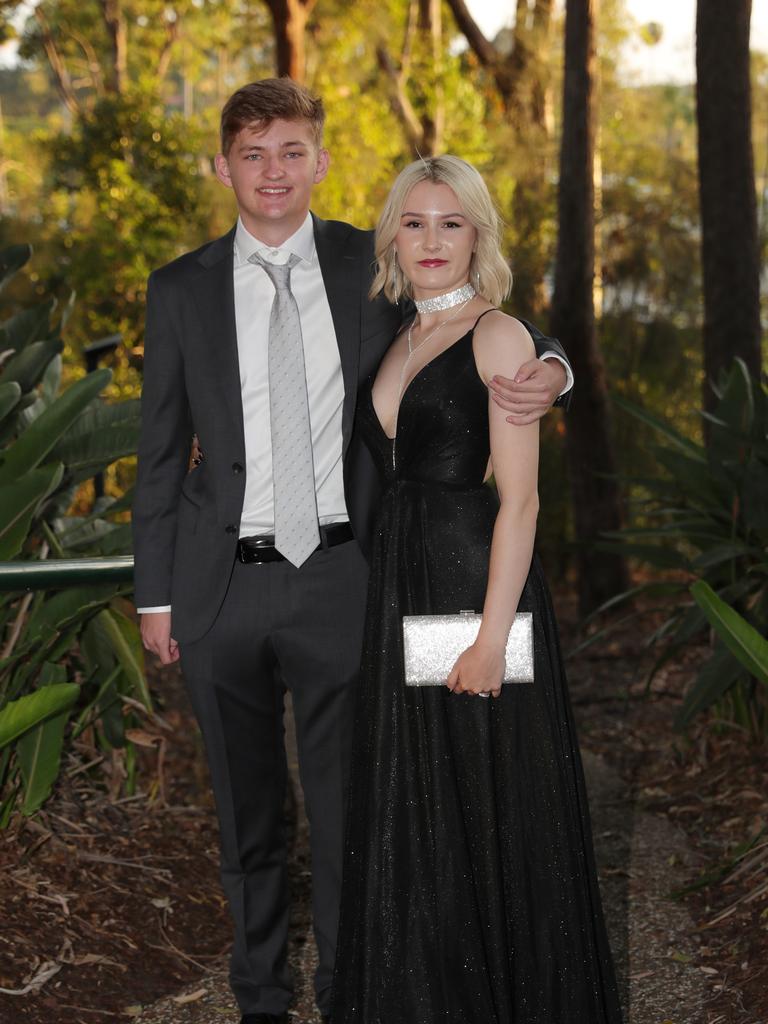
[263,0,316,83]
[550,0,628,613]
[696,0,762,406]
[418,0,444,154]
[446,0,555,315]
[510,0,554,317]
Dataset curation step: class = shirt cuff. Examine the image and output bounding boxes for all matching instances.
[539,352,574,398]
[137,605,172,613]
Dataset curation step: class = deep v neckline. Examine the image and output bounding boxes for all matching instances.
[371,329,474,442]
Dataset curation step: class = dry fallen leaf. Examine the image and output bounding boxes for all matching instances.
[172,987,208,1005]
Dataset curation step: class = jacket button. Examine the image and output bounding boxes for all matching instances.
[225,524,237,534]
[232,462,243,474]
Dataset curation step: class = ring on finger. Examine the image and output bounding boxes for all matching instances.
[477,692,490,698]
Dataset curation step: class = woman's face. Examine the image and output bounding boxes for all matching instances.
[394,181,477,299]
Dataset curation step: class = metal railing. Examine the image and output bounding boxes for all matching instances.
[0,556,134,592]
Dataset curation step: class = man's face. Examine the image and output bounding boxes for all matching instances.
[214,118,330,243]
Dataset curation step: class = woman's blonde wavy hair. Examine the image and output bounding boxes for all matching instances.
[369,155,513,306]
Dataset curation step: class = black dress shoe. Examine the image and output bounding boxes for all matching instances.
[240,1014,289,1024]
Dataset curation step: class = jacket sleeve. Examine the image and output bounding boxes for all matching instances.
[131,271,194,607]
[518,317,573,410]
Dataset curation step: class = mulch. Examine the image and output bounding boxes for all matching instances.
[0,593,765,1024]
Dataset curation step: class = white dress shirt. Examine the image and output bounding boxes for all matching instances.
[233,213,348,537]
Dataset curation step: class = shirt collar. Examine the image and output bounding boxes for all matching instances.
[234,213,315,267]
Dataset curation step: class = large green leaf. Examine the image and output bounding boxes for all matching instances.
[742,456,768,535]
[0,302,55,355]
[0,683,79,748]
[613,394,706,460]
[692,543,759,571]
[79,617,124,746]
[17,711,70,815]
[0,368,111,486]
[50,398,140,484]
[16,664,71,815]
[675,643,744,730]
[0,381,21,425]
[691,580,768,688]
[0,338,63,394]
[23,584,117,644]
[654,447,719,506]
[17,356,63,428]
[94,608,151,710]
[0,462,64,559]
[592,541,691,570]
[0,245,32,295]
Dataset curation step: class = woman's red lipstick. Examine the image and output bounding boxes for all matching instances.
[418,259,448,267]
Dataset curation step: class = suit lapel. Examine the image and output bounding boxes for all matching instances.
[190,226,245,450]
[313,215,361,452]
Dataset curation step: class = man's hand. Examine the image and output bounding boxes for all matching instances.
[140,611,179,665]
[488,357,567,424]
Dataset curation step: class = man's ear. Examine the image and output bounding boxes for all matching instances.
[214,153,233,188]
[313,148,331,184]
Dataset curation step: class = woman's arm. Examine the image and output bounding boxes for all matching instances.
[488,318,573,421]
[447,312,540,698]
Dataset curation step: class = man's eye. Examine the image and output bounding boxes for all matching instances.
[246,153,261,160]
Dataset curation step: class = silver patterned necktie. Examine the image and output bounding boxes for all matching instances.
[250,252,320,567]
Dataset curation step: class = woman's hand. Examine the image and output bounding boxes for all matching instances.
[446,641,505,699]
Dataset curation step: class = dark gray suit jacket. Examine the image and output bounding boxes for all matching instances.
[132,215,570,644]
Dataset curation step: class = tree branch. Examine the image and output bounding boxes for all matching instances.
[376,44,424,152]
[444,0,497,67]
[99,0,128,94]
[33,7,79,114]
[156,15,180,83]
[69,30,106,96]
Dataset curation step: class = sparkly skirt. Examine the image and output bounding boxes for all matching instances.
[330,479,623,1024]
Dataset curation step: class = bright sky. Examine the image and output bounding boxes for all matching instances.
[467,0,768,84]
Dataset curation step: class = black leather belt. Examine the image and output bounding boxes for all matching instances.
[237,522,354,564]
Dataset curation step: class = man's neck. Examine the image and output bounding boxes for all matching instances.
[239,210,311,248]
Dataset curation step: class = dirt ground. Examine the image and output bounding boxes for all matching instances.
[0,594,765,1024]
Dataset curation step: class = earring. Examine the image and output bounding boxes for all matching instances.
[391,251,401,303]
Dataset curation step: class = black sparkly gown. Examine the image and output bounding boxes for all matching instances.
[331,319,623,1024]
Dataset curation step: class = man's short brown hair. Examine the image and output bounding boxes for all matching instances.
[220,78,326,155]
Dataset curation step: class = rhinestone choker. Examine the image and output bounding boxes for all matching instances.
[414,282,475,314]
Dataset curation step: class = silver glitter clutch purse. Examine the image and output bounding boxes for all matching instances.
[402,611,534,686]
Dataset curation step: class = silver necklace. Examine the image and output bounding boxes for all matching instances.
[407,294,473,354]
[414,282,475,314]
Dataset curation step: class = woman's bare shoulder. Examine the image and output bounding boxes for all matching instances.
[472,310,535,380]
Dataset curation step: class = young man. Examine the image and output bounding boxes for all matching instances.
[133,79,572,1024]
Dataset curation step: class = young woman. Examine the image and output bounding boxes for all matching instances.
[331,156,622,1024]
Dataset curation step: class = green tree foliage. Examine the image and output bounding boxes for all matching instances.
[48,93,207,395]
[592,360,768,735]
[0,244,150,821]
